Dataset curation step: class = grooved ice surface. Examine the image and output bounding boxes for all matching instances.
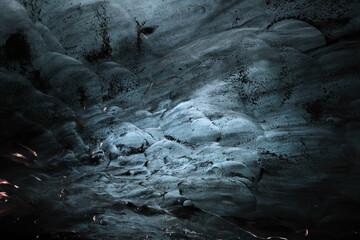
[0,0,359,239]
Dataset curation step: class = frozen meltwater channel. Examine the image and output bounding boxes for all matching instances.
[0,0,359,239]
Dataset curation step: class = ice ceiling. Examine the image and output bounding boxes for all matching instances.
[0,0,359,239]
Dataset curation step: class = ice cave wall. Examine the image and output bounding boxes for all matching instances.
[0,0,359,239]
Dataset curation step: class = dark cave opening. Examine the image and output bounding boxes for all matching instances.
[0,32,31,66]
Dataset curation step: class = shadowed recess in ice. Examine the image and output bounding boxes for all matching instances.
[0,0,359,239]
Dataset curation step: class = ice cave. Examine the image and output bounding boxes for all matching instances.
[0,0,359,239]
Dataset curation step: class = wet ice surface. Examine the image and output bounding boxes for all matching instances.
[0,0,360,239]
